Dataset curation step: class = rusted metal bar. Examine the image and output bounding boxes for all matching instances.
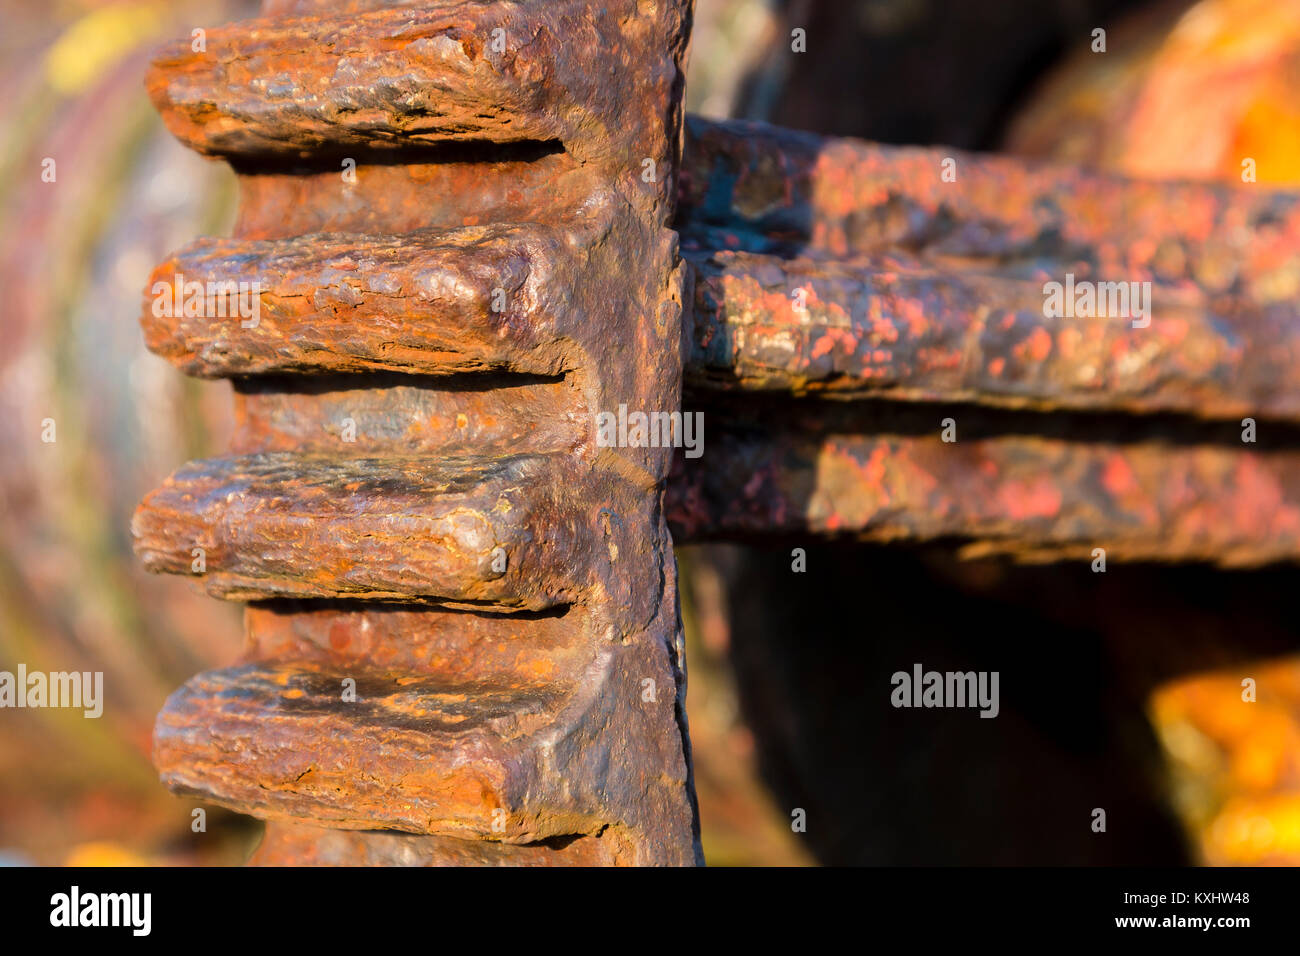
[686,246,1300,420]
[666,116,1300,567]
[679,116,1300,422]
[677,116,1300,282]
[666,415,1300,567]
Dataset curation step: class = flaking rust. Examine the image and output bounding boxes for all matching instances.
[679,116,1300,422]
[136,0,700,866]
[666,412,1300,567]
[671,115,1300,566]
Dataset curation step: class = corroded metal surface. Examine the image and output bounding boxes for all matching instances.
[249,820,625,866]
[135,0,1300,868]
[136,0,700,866]
[136,452,607,606]
[666,412,1300,567]
[147,0,681,160]
[680,116,1300,422]
[142,225,583,378]
[687,246,1300,421]
[148,112,1300,424]
[678,115,1300,279]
